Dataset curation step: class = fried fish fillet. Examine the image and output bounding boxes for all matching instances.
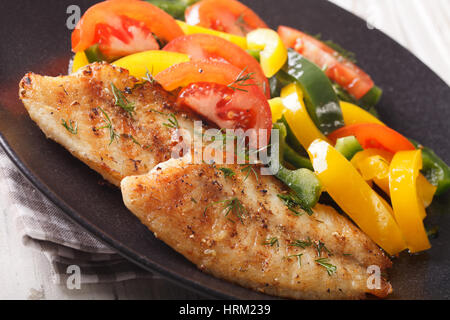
[121,158,393,300]
[19,62,201,186]
[19,62,393,299]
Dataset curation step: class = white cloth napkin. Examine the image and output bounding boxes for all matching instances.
[0,147,153,285]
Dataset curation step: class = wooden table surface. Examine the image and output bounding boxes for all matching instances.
[1,0,449,300]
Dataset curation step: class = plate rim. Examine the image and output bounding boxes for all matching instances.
[2,0,449,300]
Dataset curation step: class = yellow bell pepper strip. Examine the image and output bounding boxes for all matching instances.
[417,175,437,209]
[71,51,90,73]
[269,98,314,170]
[268,97,284,123]
[280,83,329,150]
[358,155,391,196]
[308,139,407,255]
[176,20,247,49]
[352,149,436,209]
[340,101,385,126]
[112,50,190,80]
[246,28,287,78]
[389,150,431,253]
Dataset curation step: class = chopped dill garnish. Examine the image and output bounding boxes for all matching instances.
[162,113,179,129]
[263,237,279,247]
[143,67,155,84]
[313,33,357,64]
[61,119,77,135]
[203,197,247,224]
[314,240,332,257]
[288,254,303,267]
[111,83,135,117]
[315,258,337,276]
[277,193,313,216]
[228,67,256,92]
[122,134,141,146]
[235,13,248,35]
[190,197,198,204]
[149,109,180,130]
[97,107,119,145]
[240,164,259,182]
[289,237,313,249]
[219,167,236,179]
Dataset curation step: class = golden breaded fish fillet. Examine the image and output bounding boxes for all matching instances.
[19,62,201,186]
[121,158,393,299]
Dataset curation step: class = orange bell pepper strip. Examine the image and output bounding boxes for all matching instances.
[389,150,431,253]
[328,123,416,154]
[308,140,406,255]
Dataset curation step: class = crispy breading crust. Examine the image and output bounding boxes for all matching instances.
[122,158,392,300]
[19,62,202,186]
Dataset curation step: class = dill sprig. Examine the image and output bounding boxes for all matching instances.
[289,237,313,249]
[149,109,180,130]
[228,67,256,92]
[143,67,155,84]
[97,107,119,145]
[219,167,236,179]
[314,240,332,257]
[235,13,248,35]
[61,119,78,135]
[263,237,279,247]
[288,254,303,267]
[204,197,247,224]
[122,134,141,146]
[313,33,357,64]
[277,193,313,216]
[315,258,337,276]
[162,113,179,129]
[111,83,135,117]
[240,164,259,182]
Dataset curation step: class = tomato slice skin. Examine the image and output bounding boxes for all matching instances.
[155,60,271,145]
[278,25,374,100]
[72,0,183,53]
[185,0,268,36]
[328,123,416,154]
[163,34,270,98]
[155,60,245,91]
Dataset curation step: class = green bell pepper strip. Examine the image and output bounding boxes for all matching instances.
[84,44,107,63]
[281,49,344,135]
[278,115,305,154]
[332,82,381,116]
[410,140,450,196]
[145,0,200,20]
[334,136,363,160]
[246,49,261,62]
[284,144,314,171]
[271,122,322,213]
[359,85,383,108]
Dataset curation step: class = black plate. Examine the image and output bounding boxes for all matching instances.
[1,0,449,299]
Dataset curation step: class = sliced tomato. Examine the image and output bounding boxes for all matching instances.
[155,60,272,145]
[328,123,416,154]
[185,0,268,36]
[155,60,243,91]
[72,0,183,56]
[278,25,374,100]
[163,34,270,98]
